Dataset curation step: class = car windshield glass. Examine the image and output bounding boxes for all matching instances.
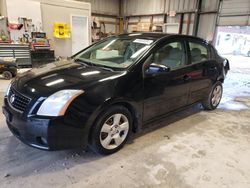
[74,36,155,69]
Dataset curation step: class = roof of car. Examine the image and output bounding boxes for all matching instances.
[118,32,169,39]
[118,32,208,43]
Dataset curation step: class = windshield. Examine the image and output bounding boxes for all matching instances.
[74,36,155,69]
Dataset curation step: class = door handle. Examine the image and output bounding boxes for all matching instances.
[183,75,191,81]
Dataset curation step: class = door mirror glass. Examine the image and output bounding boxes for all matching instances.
[146,63,170,74]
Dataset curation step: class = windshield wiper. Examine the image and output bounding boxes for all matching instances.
[74,58,114,72]
[96,66,114,72]
[74,58,92,67]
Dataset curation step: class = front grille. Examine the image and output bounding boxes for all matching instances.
[8,86,31,112]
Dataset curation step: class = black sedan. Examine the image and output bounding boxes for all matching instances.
[2,33,229,154]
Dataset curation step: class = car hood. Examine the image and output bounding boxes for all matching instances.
[13,60,125,97]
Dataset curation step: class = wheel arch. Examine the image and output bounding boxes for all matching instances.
[217,76,224,83]
[86,98,141,143]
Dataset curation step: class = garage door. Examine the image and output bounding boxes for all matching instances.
[218,0,250,26]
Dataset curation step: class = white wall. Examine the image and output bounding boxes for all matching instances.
[5,0,42,41]
[3,0,91,57]
[6,0,42,24]
[0,0,7,16]
[41,0,91,57]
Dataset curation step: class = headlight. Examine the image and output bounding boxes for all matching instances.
[37,90,84,116]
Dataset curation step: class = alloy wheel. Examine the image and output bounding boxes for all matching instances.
[99,113,129,150]
[211,85,222,107]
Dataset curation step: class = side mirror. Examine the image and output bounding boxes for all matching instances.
[146,63,170,75]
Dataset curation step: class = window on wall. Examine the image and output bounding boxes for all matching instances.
[150,41,186,70]
[189,42,209,64]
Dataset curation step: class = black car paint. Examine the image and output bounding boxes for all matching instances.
[2,34,229,150]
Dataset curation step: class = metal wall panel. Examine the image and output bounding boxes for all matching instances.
[123,0,197,15]
[220,0,250,14]
[218,16,250,26]
[165,0,196,12]
[218,0,250,26]
[201,0,219,11]
[124,0,165,15]
[92,0,119,15]
[80,0,119,15]
[188,0,196,11]
[197,14,217,40]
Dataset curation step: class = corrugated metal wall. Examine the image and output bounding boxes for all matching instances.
[123,0,221,40]
[218,0,250,26]
[165,0,196,12]
[123,0,197,15]
[77,0,250,38]
[124,0,165,15]
[78,0,119,34]
[79,0,119,15]
[197,0,219,40]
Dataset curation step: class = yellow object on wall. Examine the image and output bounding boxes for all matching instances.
[53,22,70,39]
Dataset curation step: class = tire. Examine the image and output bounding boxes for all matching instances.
[3,71,13,80]
[202,81,223,110]
[90,106,132,155]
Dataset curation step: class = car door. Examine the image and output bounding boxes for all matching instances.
[186,39,218,104]
[142,39,192,122]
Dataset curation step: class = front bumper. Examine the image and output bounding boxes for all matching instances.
[3,97,87,150]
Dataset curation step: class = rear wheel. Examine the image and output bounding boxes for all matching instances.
[3,71,13,80]
[202,81,223,110]
[90,106,132,155]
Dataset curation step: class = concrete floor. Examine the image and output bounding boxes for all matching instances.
[0,55,250,188]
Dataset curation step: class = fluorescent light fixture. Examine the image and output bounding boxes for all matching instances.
[46,79,64,86]
[81,71,100,76]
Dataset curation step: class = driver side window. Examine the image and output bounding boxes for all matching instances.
[149,41,186,71]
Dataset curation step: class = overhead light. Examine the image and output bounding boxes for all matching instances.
[81,71,100,76]
[46,79,64,86]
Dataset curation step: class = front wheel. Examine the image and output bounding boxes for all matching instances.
[90,106,132,155]
[202,81,223,110]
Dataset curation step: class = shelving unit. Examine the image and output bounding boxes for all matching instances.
[0,44,31,66]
